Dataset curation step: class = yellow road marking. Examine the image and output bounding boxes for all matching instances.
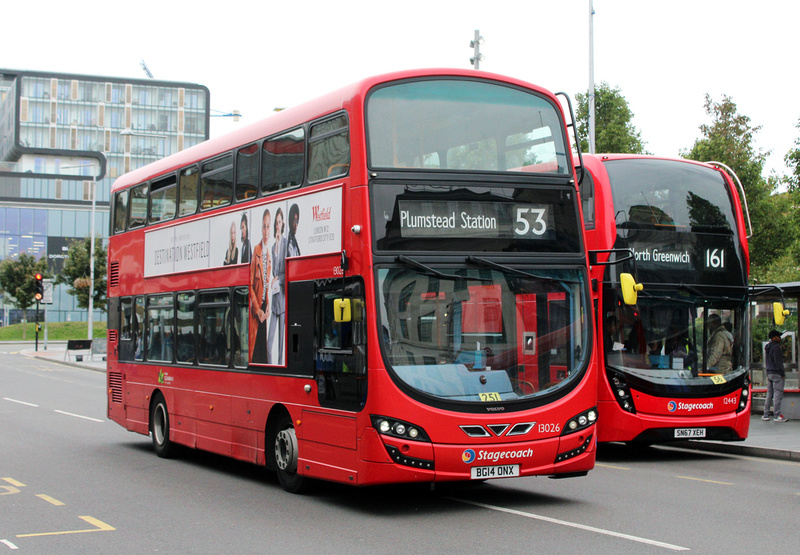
[16,516,115,538]
[676,475,734,485]
[36,494,65,506]
[2,478,26,487]
[596,463,630,470]
[0,486,20,495]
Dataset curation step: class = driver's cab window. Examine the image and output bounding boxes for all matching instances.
[315,279,366,411]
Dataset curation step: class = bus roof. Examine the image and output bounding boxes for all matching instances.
[110,68,560,193]
[584,153,713,168]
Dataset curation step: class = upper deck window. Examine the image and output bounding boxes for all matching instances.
[262,128,305,194]
[149,174,177,224]
[129,183,149,229]
[607,159,735,233]
[308,115,349,182]
[367,79,570,175]
[113,190,129,234]
[201,155,233,210]
[179,166,199,217]
[236,144,259,201]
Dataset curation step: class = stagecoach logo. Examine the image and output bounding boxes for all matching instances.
[462,449,476,464]
[668,400,715,412]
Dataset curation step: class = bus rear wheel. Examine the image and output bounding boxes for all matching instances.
[273,413,305,493]
[150,393,176,458]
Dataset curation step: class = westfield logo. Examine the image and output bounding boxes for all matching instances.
[312,205,332,221]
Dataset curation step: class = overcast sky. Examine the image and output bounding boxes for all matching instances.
[4,0,798,175]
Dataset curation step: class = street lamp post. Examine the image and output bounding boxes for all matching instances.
[88,177,96,341]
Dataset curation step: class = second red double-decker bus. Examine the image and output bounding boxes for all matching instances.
[581,154,752,445]
[106,69,598,492]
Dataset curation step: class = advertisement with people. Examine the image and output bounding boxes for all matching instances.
[143,186,342,366]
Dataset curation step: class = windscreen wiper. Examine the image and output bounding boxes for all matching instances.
[466,256,581,285]
[395,255,490,282]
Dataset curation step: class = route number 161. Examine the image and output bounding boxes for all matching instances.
[705,248,725,269]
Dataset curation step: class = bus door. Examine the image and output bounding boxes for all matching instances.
[313,279,367,411]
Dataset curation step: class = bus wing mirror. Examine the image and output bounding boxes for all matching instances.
[620,273,643,305]
[334,298,352,323]
[773,302,789,326]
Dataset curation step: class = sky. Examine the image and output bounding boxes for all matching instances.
[3,0,798,176]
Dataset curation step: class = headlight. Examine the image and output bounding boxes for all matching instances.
[370,415,430,442]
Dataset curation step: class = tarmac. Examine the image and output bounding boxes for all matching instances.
[18,342,800,463]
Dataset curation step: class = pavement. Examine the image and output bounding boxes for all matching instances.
[19,342,800,463]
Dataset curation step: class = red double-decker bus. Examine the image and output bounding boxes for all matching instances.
[106,69,598,491]
[581,154,752,445]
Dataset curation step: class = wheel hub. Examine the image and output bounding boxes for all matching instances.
[275,427,298,473]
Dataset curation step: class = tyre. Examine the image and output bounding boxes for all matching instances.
[273,412,306,493]
[150,393,176,458]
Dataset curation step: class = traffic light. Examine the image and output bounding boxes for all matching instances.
[34,273,44,301]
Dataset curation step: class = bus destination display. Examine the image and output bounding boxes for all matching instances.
[397,200,554,240]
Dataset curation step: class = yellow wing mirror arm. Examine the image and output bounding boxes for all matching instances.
[620,273,643,306]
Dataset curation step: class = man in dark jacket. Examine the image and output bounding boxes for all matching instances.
[762,330,788,422]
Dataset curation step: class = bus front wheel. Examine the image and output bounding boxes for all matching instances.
[150,393,176,458]
[273,413,305,493]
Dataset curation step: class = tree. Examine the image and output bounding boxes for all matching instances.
[575,82,647,154]
[0,253,49,330]
[783,117,800,191]
[682,94,795,281]
[55,237,108,312]
[684,94,771,204]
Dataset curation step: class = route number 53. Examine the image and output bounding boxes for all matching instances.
[515,207,548,236]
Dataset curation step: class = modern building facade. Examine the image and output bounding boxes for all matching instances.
[0,69,209,325]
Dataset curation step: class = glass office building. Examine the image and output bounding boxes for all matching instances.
[0,69,209,324]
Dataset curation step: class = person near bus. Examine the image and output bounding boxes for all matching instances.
[249,208,272,363]
[268,207,287,364]
[762,329,788,422]
[240,212,252,264]
[706,314,732,372]
[223,221,239,266]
